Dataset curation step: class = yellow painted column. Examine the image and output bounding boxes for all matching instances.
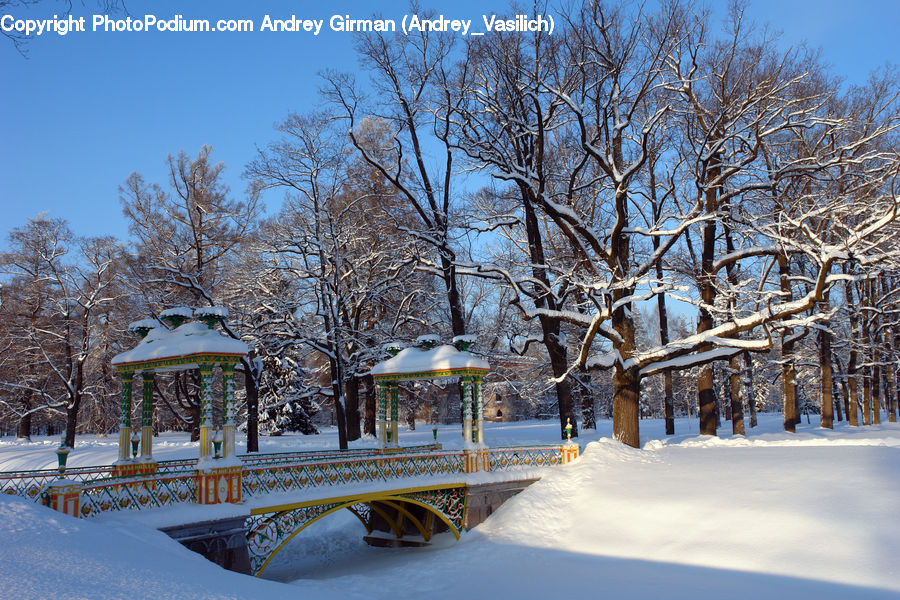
[199,364,214,460]
[117,372,134,462]
[140,372,154,459]
[222,364,236,458]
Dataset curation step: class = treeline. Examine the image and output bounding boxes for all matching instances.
[1,1,898,449]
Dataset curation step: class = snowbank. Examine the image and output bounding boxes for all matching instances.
[2,416,899,599]
[0,495,295,600]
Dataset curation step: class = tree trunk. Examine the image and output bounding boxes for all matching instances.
[846,280,860,427]
[546,332,577,440]
[65,393,81,448]
[345,376,361,441]
[613,366,641,448]
[891,366,899,423]
[17,389,33,441]
[334,393,348,450]
[520,183,577,440]
[744,351,757,428]
[242,354,260,453]
[696,151,720,437]
[730,355,744,435]
[861,279,872,426]
[872,364,882,425]
[698,364,717,435]
[818,291,834,429]
[363,374,376,436]
[656,286,674,435]
[651,166,675,437]
[871,283,882,425]
[779,255,797,432]
[847,370,859,427]
[841,376,851,423]
[189,404,201,442]
[862,366,872,426]
[17,413,32,441]
[833,375,844,422]
[577,373,597,430]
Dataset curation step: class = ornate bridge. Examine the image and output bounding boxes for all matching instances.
[1,442,577,575]
[2,316,580,574]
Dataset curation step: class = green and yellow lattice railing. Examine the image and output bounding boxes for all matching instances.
[78,471,198,518]
[0,443,576,515]
[241,450,466,497]
[488,445,564,470]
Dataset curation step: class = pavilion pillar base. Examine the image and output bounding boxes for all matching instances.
[478,447,490,471]
[112,459,158,478]
[42,479,82,518]
[464,447,491,473]
[199,425,214,461]
[196,464,242,505]
[562,442,579,465]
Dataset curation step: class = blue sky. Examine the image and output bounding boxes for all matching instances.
[1,0,898,246]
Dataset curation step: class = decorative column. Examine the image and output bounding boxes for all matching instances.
[199,364,214,460]
[117,372,134,462]
[474,376,484,445]
[140,372,155,460]
[462,376,478,472]
[474,375,489,471]
[376,381,387,446]
[389,381,399,447]
[561,418,579,464]
[43,438,82,517]
[222,363,236,459]
[462,377,473,445]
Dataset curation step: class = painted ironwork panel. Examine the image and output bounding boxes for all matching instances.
[488,446,564,470]
[245,484,468,575]
[78,472,197,518]
[241,451,466,498]
[373,367,488,382]
[246,502,346,573]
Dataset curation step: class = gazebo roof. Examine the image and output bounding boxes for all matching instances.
[112,321,248,373]
[371,344,489,380]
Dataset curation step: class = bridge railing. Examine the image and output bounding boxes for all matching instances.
[237,443,442,468]
[0,456,205,501]
[0,466,113,501]
[1,443,576,512]
[488,445,565,470]
[241,450,465,498]
[78,471,198,518]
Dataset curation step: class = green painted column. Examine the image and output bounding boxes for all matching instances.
[376,381,387,445]
[140,372,154,459]
[222,364,236,458]
[389,382,399,446]
[199,364,214,460]
[474,376,484,445]
[117,372,134,462]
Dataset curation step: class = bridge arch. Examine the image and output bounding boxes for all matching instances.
[247,484,466,576]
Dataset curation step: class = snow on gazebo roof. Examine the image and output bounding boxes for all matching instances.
[370,344,489,379]
[112,321,248,372]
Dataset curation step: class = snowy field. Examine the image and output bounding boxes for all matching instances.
[2,414,899,599]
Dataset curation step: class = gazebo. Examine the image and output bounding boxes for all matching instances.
[111,306,248,503]
[370,335,490,471]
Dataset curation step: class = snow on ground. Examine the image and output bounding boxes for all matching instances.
[2,414,899,599]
